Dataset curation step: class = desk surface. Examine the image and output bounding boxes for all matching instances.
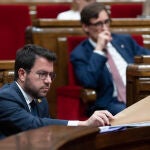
[0,126,98,150]
[0,125,150,150]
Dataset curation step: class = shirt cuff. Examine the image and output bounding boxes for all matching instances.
[67,121,79,126]
[94,50,106,56]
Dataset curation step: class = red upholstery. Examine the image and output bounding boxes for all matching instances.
[57,85,87,120]
[110,4,143,18]
[57,36,87,120]
[0,5,31,60]
[36,4,71,18]
[131,34,144,47]
[57,34,143,120]
[68,36,87,85]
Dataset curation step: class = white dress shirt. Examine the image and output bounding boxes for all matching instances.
[89,38,127,97]
[16,81,33,111]
[57,10,80,20]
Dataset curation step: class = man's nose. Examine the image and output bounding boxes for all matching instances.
[44,75,52,83]
[101,23,108,30]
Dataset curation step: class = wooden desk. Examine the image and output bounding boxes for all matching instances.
[32,18,150,50]
[0,126,99,150]
[95,126,150,150]
[0,125,149,150]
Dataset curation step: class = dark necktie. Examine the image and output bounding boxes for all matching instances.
[106,50,126,103]
[30,100,38,116]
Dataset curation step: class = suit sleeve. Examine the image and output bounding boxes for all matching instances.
[0,96,68,137]
[71,45,108,88]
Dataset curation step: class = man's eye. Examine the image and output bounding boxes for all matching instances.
[37,72,46,76]
[97,22,102,26]
[40,72,46,76]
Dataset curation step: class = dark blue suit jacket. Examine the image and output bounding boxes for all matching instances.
[71,33,150,114]
[0,82,68,139]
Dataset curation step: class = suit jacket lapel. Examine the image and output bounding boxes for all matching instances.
[111,36,134,63]
[86,39,113,83]
[12,82,31,113]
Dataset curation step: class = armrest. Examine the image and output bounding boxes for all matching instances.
[80,88,96,103]
[0,70,14,87]
[134,55,150,64]
[57,85,96,103]
[4,70,14,83]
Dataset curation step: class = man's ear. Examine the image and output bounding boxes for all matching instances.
[18,68,26,82]
[82,24,89,33]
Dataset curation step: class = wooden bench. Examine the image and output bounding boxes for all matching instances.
[127,55,150,106]
[0,60,15,87]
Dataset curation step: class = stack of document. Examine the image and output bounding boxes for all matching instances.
[99,122,150,133]
[99,95,150,133]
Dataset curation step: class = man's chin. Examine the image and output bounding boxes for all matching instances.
[40,93,47,97]
[38,92,47,98]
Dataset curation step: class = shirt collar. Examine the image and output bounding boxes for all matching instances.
[15,81,33,105]
[88,38,96,48]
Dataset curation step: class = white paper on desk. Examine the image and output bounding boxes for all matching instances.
[110,95,150,126]
[99,121,150,133]
[99,126,125,133]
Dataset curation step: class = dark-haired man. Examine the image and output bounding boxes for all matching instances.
[0,44,114,139]
[70,2,150,116]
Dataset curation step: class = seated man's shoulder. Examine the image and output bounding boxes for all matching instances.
[0,82,17,96]
[112,33,131,39]
[57,10,80,20]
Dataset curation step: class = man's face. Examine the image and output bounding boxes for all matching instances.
[19,57,55,99]
[82,10,111,42]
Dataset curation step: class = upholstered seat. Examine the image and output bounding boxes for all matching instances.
[57,36,88,120]
[0,5,31,60]
[110,4,143,18]
[36,4,70,18]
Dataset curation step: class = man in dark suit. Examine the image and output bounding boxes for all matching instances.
[0,44,114,139]
[70,2,150,116]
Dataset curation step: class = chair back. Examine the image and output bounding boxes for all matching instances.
[0,5,31,60]
[67,36,87,85]
[131,34,144,46]
[110,4,143,18]
[36,4,71,18]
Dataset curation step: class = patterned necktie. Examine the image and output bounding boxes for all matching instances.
[106,50,126,103]
[30,100,38,116]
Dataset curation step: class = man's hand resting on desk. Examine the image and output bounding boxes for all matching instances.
[78,110,114,127]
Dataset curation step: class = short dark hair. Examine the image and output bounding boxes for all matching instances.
[14,44,56,80]
[80,2,109,25]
